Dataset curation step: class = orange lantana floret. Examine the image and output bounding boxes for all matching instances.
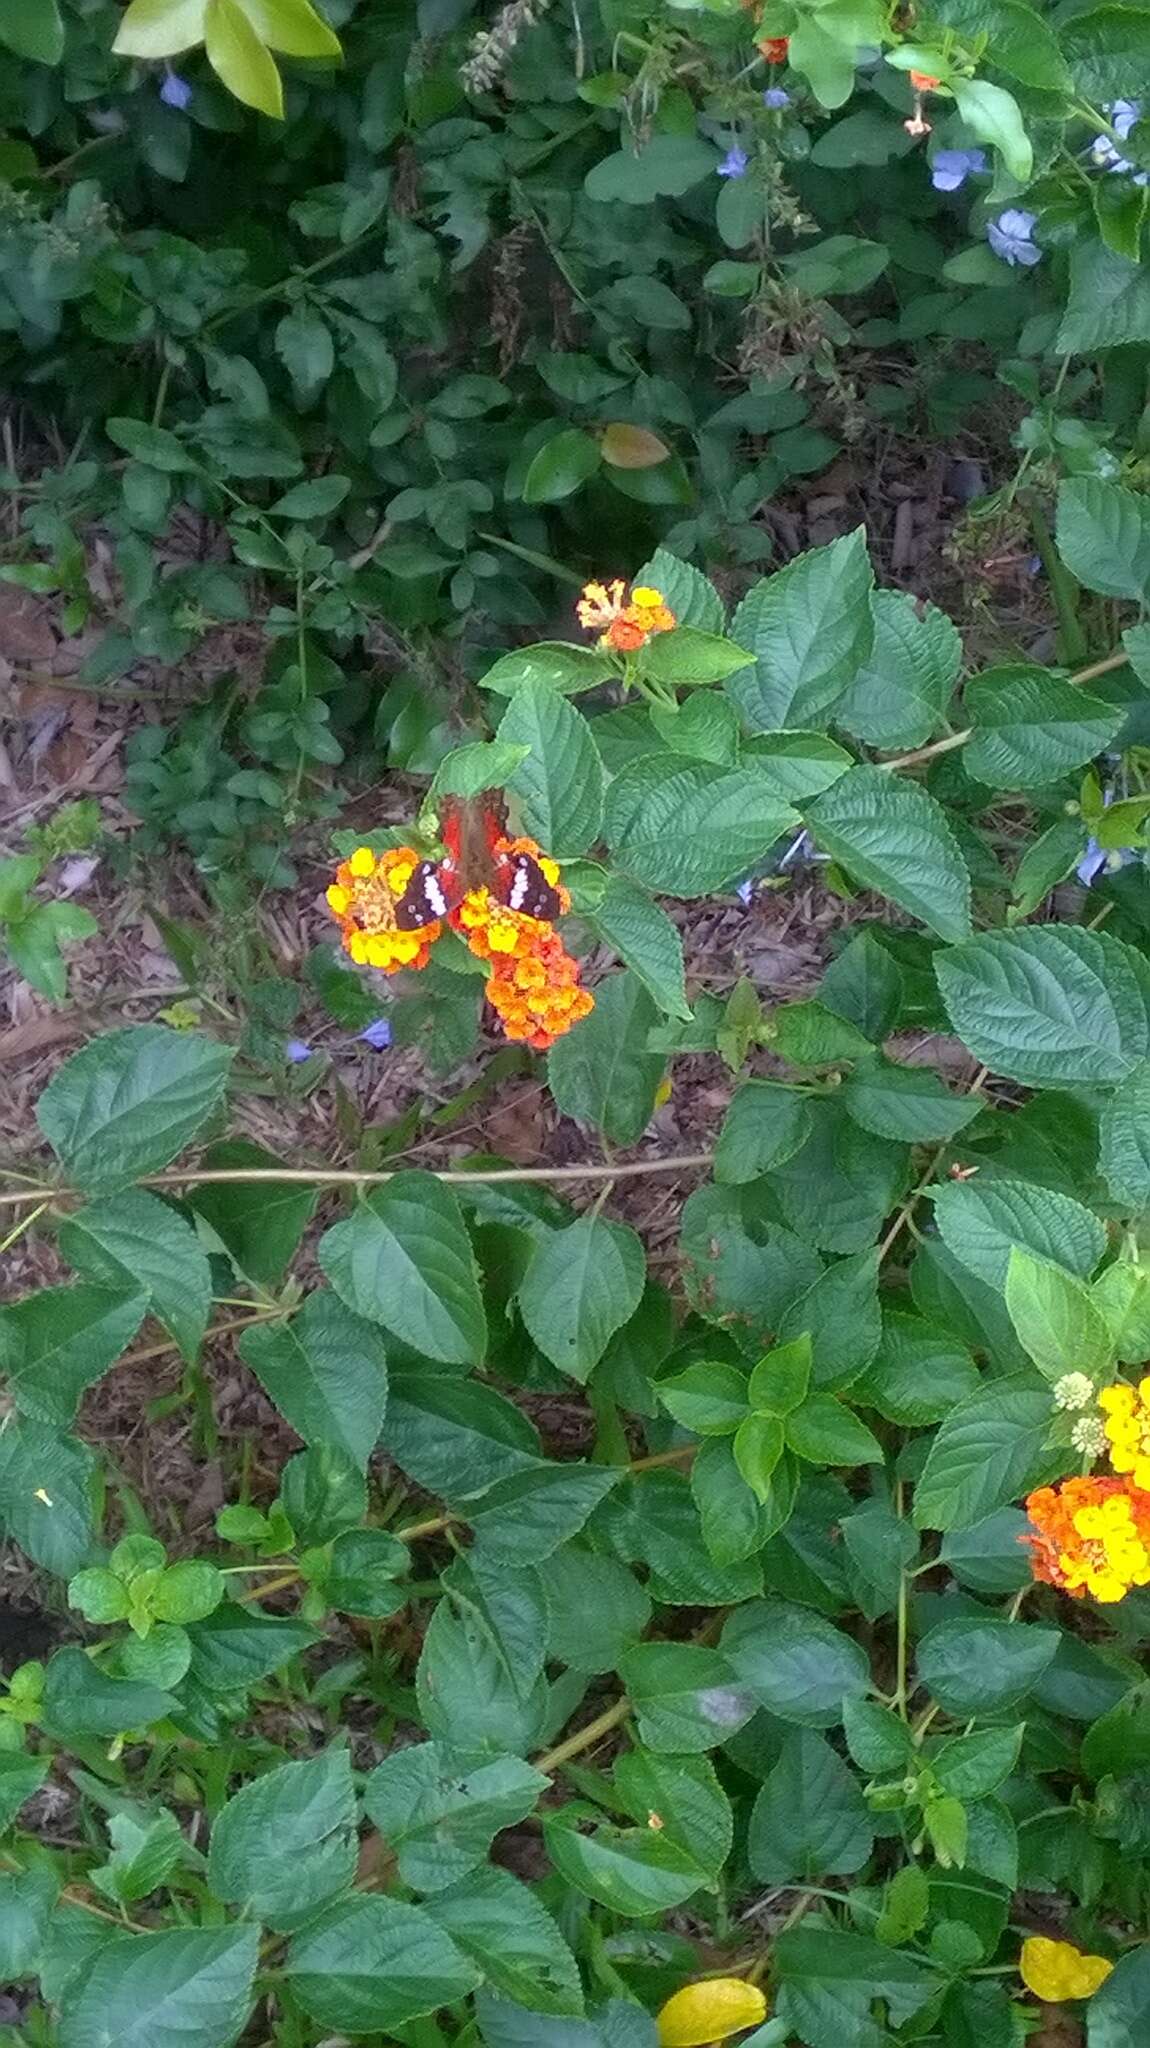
[1023,1474,1150,1604]
[449,833,593,1051]
[758,35,789,62]
[909,68,941,89]
[577,580,676,653]
[326,844,441,973]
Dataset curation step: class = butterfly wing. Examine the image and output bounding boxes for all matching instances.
[499,849,563,923]
[393,859,454,930]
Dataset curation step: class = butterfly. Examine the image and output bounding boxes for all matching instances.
[392,791,563,929]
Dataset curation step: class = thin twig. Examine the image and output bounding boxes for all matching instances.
[881,648,1129,774]
[0,1154,715,1210]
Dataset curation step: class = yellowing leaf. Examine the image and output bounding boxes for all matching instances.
[113,0,207,58]
[205,0,284,115]
[235,0,341,58]
[600,423,672,471]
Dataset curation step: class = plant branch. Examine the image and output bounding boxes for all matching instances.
[880,648,1130,774]
[533,1694,634,1773]
[0,1154,715,1211]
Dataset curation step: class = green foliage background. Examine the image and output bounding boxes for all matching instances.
[4,2,1150,2045]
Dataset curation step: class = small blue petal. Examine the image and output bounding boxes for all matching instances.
[358,1017,393,1050]
[735,878,755,906]
[762,88,790,109]
[1077,841,1107,886]
[160,70,193,110]
[717,145,749,179]
[285,1039,313,1064]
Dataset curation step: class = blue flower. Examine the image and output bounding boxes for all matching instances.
[762,88,790,110]
[930,147,987,192]
[160,68,193,111]
[358,1017,393,1050]
[735,877,755,907]
[1078,840,1137,886]
[717,145,749,180]
[1091,100,1148,184]
[987,208,1041,266]
[1078,789,1139,886]
[285,1039,313,1064]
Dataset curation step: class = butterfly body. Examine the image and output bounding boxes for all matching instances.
[393,793,563,929]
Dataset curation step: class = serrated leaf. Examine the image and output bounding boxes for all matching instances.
[1101,1061,1150,1206]
[468,1462,621,1564]
[190,1139,316,1287]
[715,1081,813,1184]
[748,1728,873,1883]
[935,925,1150,1085]
[0,1422,98,1577]
[805,767,971,941]
[319,1171,486,1365]
[496,683,604,857]
[618,1640,755,1753]
[604,755,798,897]
[931,1175,1107,1290]
[239,1292,387,1470]
[480,644,615,697]
[37,1027,234,1194]
[743,730,854,802]
[286,1895,480,2034]
[547,970,664,1145]
[364,1747,547,1893]
[843,1055,980,1142]
[0,1285,147,1426]
[1057,476,1150,601]
[424,1866,583,2016]
[639,627,750,687]
[543,1805,708,1915]
[837,590,960,749]
[382,1371,541,1500]
[963,664,1123,787]
[208,1750,357,1929]
[913,1375,1061,1530]
[1058,240,1150,354]
[727,530,874,731]
[57,1926,259,2048]
[518,1216,645,1381]
[917,1616,1058,1714]
[1004,1248,1114,1383]
[633,548,724,632]
[587,875,691,1021]
[58,1191,211,1365]
[721,1598,870,1726]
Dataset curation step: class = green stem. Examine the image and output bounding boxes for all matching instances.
[1027,494,1089,666]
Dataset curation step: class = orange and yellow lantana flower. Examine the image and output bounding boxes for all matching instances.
[1099,1377,1150,1490]
[1023,1474,1150,1603]
[451,835,593,1052]
[1020,1936,1113,2003]
[326,845,440,973]
[577,580,676,654]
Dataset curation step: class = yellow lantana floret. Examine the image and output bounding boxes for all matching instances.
[1100,1377,1150,1489]
[657,1979,768,2047]
[1020,1936,1113,2003]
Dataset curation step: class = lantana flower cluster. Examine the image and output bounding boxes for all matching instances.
[325,836,592,1052]
[1024,1474,1150,1604]
[1024,1373,1150,1602]
[453,838,594,1051]
[326,846,441,973]
[577,580,676,653]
